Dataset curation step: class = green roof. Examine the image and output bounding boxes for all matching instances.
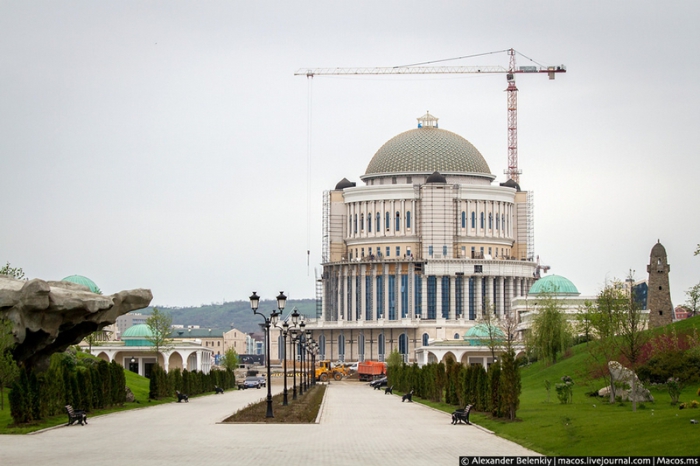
[529,275,580,296]
[364,126,492,176]
[61,275,101,294]
[122,324,153,338]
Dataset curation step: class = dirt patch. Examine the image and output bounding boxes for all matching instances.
[223,384,326,423]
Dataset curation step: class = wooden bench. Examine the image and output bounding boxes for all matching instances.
[451,404,472,425]
[65,405,87,426]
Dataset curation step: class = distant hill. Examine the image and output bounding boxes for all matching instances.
[136,299,318,334]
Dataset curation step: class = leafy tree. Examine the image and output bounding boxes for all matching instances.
[146,308,173,357]
[528,292,572,364]
[0,319,20,410]
[499,350,521,420]
[0,261,26,280]
[220,348,239,371]
[386,349,403,387]
[618,273,650,412]
[575,300,596,344]
[478,302,505,360]
[685,283,700,317]
[590,281,626,403]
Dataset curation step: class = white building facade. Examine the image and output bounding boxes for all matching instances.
[305,113,538,363]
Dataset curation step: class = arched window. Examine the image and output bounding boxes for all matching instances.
[386,212,390,231]
[399,333,408,360]
[471,211,476,228]
[319,334,326,360]
[354,214,358,234]
[360,214,364,231]
[338,334,345,361]
[502,214,506,232]
[395,212,400,231]
[422,333,430,347]
[358,333,365,361]
[454,333,460,339]
[488,213,493,229]
[496,214,500,230]
[480,212,485,229]
[461,211,466,228]
[278,334,285,360]
[368,213,372,232]
[406,211,411,229]
[376,213,381,232]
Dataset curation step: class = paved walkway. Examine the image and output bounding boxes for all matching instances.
[0,380,537,465]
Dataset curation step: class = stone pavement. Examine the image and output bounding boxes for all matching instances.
[0,379,538,466]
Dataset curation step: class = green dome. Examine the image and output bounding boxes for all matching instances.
[62,275,101,294]
[529,275,580,296]
[122,324,153,338]
[464,324,504,346]
[364,126,492,177]
[122,324,154,346]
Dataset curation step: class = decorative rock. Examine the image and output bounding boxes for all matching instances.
[0,275,152,371]
[125,386,135,403]
[603,361,654,402]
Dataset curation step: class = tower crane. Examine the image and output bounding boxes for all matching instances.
[295,49,565,184]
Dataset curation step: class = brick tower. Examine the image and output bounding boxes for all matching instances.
[646,241,673,328]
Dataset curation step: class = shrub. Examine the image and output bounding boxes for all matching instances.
[555,376,574,404]
[667,377,682,405]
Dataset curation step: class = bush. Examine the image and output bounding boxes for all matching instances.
[667,377,682,405]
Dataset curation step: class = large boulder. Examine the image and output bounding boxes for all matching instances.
[598,361,654,402]
[0,275,152,371]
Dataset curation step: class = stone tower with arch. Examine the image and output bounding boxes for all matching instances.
[646,241,673,328]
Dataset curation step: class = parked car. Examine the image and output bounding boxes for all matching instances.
[369,376,387,388]
[241,376,264,389]
[347,362,359,372]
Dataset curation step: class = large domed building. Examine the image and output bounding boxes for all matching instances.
[306,113,538,364]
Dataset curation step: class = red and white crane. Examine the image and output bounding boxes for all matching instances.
[295,48,566,184]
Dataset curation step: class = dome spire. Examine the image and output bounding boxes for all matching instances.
[417,111,438,128]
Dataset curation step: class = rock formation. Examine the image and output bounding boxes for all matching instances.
[0,275,152,371]
[598,361,654,402]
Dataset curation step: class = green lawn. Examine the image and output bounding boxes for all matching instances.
[418,316,700,456]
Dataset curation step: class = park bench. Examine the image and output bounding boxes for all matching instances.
[451,404,473,425]
[65,405,88,426]
[176,390,189,403]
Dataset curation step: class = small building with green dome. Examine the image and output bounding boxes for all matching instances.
[511,274,594,339]
[89,323,214,377]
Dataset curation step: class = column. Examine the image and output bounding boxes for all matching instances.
[371,264,377,322]
[474,277,482,318]
[497,276,505,317]
[359,266,366,322]
[465,276,472,320]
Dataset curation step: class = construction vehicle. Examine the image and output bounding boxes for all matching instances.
[358,361,387,382]
[315,360,350,382]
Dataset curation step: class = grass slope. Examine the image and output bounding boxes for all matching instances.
[419,316,700,456]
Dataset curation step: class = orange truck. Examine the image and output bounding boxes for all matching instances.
[357,361,387,381]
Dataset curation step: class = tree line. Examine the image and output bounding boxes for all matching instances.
[386,349,522,420]
[7,349,125,425]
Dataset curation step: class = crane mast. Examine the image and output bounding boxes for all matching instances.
[295,49,565,184]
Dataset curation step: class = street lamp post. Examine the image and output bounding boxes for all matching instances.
[298,320,306,395]
[250,291,286,418]
[281,321,289,406]
[305,328,312,390]
[290,328,298,400]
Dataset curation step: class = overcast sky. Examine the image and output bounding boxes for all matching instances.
[1,1,698,308]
